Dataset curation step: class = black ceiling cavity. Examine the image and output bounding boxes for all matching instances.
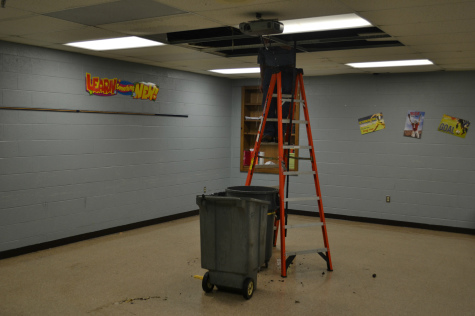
[145,26,403,58]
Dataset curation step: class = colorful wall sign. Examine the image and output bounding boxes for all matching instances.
[404,111,425,139]
[85,73,159,101]
[85,73,117,96]
[358,112,386,135]
[437,114,470,138]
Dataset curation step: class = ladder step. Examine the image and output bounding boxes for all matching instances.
[267,118,308,124]
[254,164,278,169]
[283,171,316,176]
[283,145,312,150]
[284,222,324,229]
[272,94,305,103]
[284,196,319,202]
[288,156,312,161]
[286,248,327,256]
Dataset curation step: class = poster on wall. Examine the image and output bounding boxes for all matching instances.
[404,111,425,139]
[85,73,159,101]
[358,112,385,135]
[437,114,470,138]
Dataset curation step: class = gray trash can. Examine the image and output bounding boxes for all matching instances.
[196,195,269,299]
[225,186,279,268]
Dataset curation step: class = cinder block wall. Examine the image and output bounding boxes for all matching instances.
[1,40,474,254]
[231,72,475,229]
[0,41,232,252]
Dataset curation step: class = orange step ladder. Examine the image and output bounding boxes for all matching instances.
[245,69,333,277]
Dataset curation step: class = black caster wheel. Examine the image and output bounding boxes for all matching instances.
[242,278,255,300]
[202,272,214,293]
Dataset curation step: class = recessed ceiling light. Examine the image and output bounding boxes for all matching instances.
[209,68,260,74]
[65,36,164,51]
[281,14,372,34]
[346,59,434,68]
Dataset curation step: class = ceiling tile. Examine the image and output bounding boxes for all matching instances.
[117,47,211,61]
[19,27,125,44]
[422,50,475,59]
[303,46,417,59]
[329,52,428,64]
[436,60,475,70]
[349,65,441,74]
[304,68,363,76]
[0,7,35,20]
[45,0,185,26]
[359,2,475,26]
[102,44,191,57]
[339,0,470,11]
[6,0,119,14]
[196,0,352,26]
[410,42,475,53]
[98,14,223,35]
[153,0,285,13]
[0,35,56,48]
[398,32,475,46]
[0,15,84,36]
[379,19,475,37]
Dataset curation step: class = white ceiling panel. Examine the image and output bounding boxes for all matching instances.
[102,44,194,57]
[197,0,352,26]
[45,0,185,26]
[305,68,363,76]
[398,32,475,46]
[338,0,470,12]
[329,53,431,64]
[0,16,84,36]
[157,57,250,71]
[422,50,475,59]
[0,35,57,48]
[410,42,475,53]
[154,0,284,12]
[6,0,120,14]
[359,2,475,26]
[297,46,417,59]
[133,50,215,62]
[19,27,125,45]
[349,65,442,74]
[380,19,475,37]
[0,7,34,20]
[437,60,475,70]
[99,14,224,35]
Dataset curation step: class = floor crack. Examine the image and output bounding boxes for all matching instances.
[119,296,166,304]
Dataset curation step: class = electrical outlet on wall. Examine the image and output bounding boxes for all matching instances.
[386,196,390,203]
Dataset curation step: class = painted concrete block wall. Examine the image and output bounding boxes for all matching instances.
[0,41,231,252]
[231,72,475,229]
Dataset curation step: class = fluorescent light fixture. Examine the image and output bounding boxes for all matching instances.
[65,36,164,51]
[281,13,372,34]
[346,59,434,68]
[209,68,260,74]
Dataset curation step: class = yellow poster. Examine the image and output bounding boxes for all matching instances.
[437,114,470,138]
[358,113,385,135]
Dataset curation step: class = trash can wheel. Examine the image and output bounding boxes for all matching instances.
[242,278,255,299]
[202,272,214,293]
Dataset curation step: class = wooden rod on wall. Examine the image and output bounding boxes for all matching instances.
[0,107,188,118]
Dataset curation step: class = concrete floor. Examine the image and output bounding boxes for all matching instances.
[0,215,474,315]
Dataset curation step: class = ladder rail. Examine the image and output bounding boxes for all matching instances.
[298,74,333,271]
[275,72,288,278]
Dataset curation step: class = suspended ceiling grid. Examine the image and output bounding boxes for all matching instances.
[0,0,474,78]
